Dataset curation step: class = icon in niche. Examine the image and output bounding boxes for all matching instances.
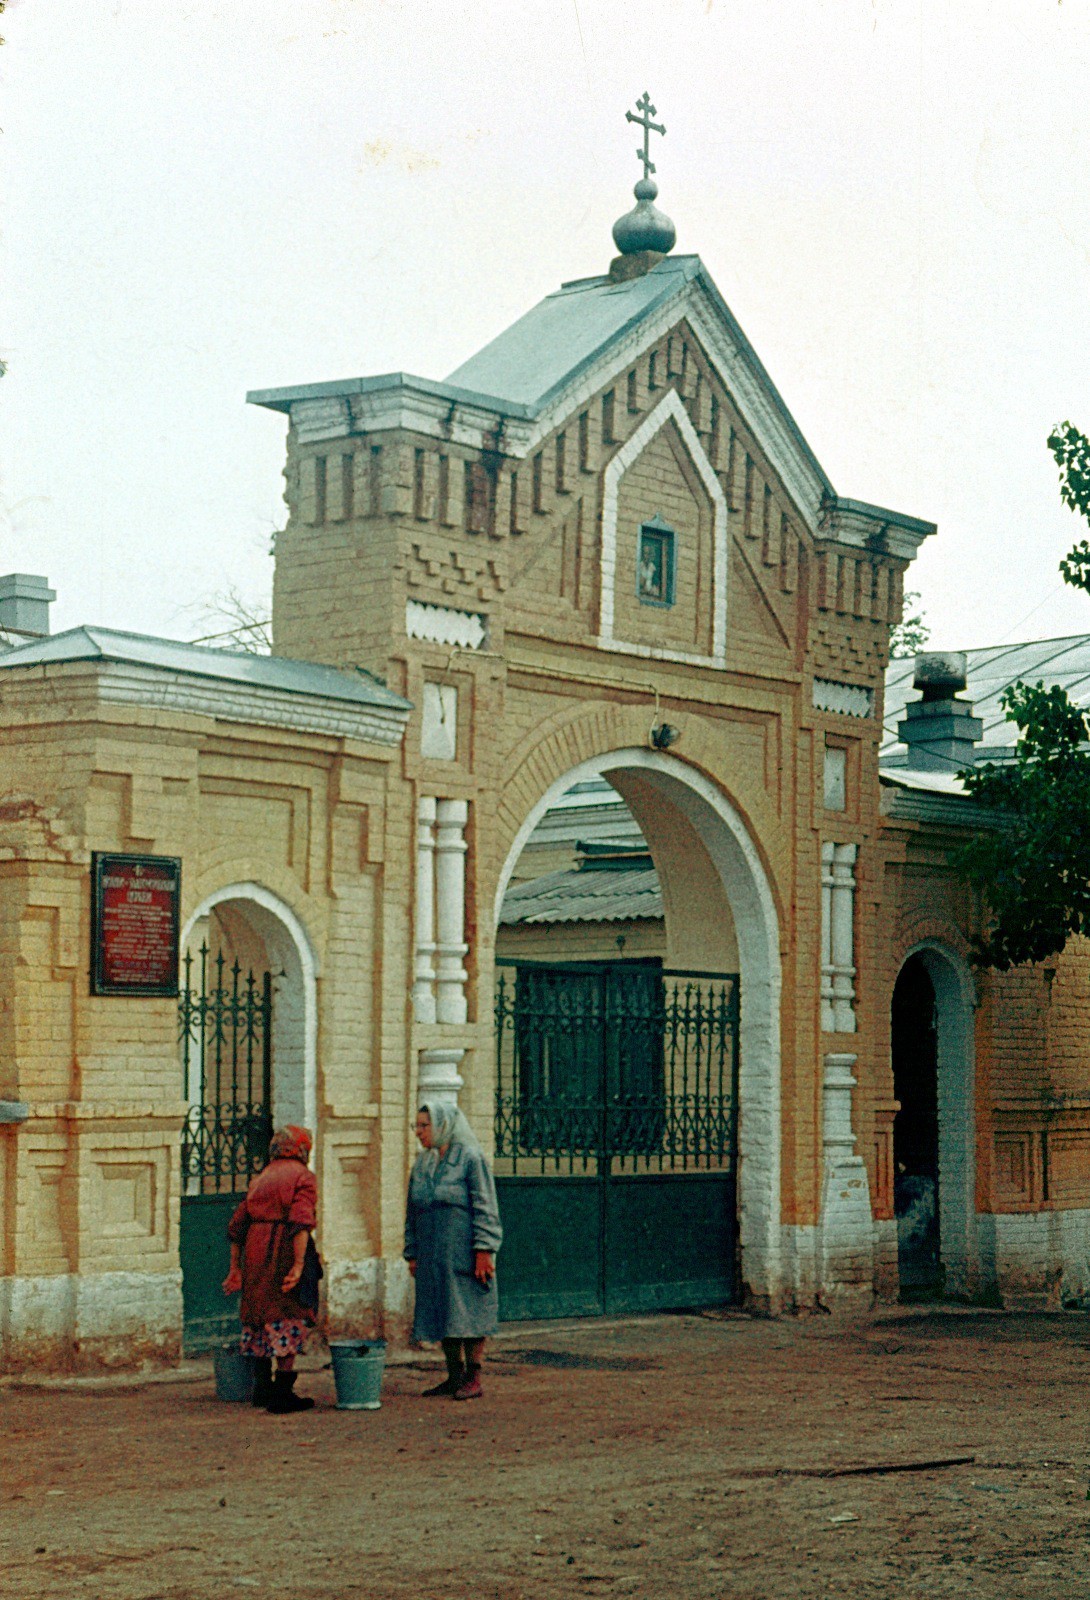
[637,518,674,606]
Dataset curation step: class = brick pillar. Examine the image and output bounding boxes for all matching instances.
[819,1051,874,1302]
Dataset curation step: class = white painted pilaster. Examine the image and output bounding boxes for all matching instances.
[412,797,437,1024]
[417,1047,466,1105]
[434,799,469,1025]
[821,842,857,1033]
[819,1051,874,1301]
[820,844,835,1030]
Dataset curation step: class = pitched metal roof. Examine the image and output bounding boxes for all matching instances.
[249,254,935,551]
[883,633,1090,763]
[445,257,704,413]
[500,863,663,926]
[0,626,410,711]
[249,259,737,432]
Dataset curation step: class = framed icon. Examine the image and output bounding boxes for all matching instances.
[636,516,676,607]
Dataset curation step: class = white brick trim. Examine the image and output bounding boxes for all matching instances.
[598,389,729,666]
[405,600,486,651]
[492,748,783,1306]
[903,941,977,1298]
[981,1209,1090,1303]
[813,678,874,719]
[0,1270,183,1365]
[183,884,318,1137]
[818,1052,874,1301]
[821,843,858,1033]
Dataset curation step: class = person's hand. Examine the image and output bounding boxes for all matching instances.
[282,1263,302,1293]
[222,1267,242,1295]
[474,1251,495,1285]
[407,1259,417,1278]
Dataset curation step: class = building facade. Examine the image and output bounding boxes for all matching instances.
[3,196,1090,1368]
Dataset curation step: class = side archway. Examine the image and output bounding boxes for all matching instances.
[893,939,977,1299]
[492,747,783,1306]
[182,882,319,1136]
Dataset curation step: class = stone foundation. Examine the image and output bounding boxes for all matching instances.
[0,1269,182,1371]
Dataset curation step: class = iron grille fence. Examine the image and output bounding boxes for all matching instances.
[494,960,739,1176]
[179,943,273,1195]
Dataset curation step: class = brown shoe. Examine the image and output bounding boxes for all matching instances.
[453,1367,482,1401]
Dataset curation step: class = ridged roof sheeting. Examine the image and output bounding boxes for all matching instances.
[883,633,1090,761]
[500,865,662,926]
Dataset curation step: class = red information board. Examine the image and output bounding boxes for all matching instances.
[90,853,181,996]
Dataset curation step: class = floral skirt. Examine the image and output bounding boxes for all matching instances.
[240,1318,308,1360]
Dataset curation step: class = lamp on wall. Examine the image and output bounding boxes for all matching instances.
[649,721,681,751]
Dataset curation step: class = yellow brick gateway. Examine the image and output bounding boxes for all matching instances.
[2,167,1088,1371]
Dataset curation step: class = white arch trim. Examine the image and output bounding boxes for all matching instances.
[183,882,319,1139]
[901,939,978,1298]
[493,748,783,1302]
[599,388,729,667]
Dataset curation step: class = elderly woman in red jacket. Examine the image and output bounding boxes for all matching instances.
[223,1125,319,1413]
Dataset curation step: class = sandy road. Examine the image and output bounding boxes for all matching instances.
[3,1307,1090,1599]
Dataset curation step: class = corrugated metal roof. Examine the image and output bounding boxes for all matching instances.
[0,626,410,711]
[500,864,663,926]
[884,633,1090,761]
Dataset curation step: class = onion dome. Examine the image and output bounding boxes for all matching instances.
[612,177,677,257]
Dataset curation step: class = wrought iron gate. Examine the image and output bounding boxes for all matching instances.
[178,944,273,1351]
[494,959,740,1320]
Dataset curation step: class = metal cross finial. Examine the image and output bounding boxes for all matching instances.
[626,92,666,182]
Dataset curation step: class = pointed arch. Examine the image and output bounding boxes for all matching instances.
[599,388,729,666]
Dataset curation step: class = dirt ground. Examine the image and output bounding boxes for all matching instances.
[4,1307,1090,1600]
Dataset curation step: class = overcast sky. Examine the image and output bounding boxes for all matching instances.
[4,0,1090,652]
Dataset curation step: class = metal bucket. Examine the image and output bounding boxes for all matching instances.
[329,1339,386,1410]
[213,1346,255,1403]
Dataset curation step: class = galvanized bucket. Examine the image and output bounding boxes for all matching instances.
[329,1339,386,1410]
[213,1346,255,1403]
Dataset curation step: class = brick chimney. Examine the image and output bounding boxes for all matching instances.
[898,651,983,773]
[0,574,55,639]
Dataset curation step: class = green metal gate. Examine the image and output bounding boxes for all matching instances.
[494,959,740,1320]
[179,945,273,1352]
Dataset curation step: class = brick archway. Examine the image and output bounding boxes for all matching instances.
[894,939,979,1299]
[491,746,784,1308]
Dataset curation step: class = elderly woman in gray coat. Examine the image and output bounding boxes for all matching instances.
[405,1099,503,1401]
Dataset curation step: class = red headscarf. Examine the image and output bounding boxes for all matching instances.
[268,1124,313,1163]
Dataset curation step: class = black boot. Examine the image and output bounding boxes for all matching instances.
[266,1371,315,1413]
[421,1339,463,1398]
[250,1357,273,1407]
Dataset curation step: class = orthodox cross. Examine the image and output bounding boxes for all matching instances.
[626,93,666,181]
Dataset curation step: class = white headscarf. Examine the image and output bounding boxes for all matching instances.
[414,1099,481,1202]
[418,1098,481,1162]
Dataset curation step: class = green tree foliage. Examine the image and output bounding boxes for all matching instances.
[956,422,1090,969]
